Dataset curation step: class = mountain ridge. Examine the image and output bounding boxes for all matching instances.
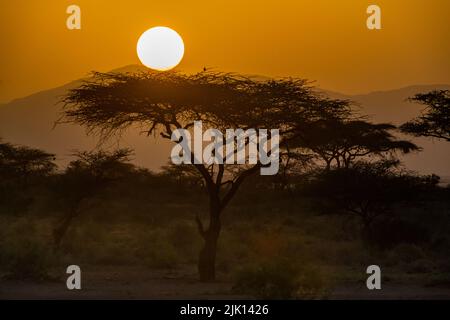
[3,63,448,105]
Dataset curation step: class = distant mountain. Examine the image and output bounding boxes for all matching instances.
[0,66,449,176]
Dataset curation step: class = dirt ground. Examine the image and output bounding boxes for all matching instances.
[1,266,450,300]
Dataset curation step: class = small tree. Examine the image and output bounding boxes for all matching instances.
[0,141,56,213]
[308,160,432,243]
[401,90,450,142]
[61,71,348,281]
[0,141,56,186]
[52,149,134,248]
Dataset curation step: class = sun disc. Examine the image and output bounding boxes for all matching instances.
[137,26,184,71]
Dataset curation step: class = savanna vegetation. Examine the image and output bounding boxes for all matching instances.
[0,74,449,299]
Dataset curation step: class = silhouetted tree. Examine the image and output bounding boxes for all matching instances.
[290,120,418,170]
[401,90,450,141]
[52,149,134,249]
[0,140,56,185]
[0,140,56,213]
[308,160,434,243]
[60,71,348,281]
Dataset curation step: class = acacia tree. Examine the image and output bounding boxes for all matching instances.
[289,119,418,170]
[0,140,56,213]
[401,90,450,141]
[61,71,348,281]
[52,149,134,249]
[308,160,432,243]
[0,140,56,186]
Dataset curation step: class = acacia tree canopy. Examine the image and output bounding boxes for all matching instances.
[401,90,450,142]
[307,160,434,244]
[289,119,419,170]
[61,71,351,139]
[0,140,56,181]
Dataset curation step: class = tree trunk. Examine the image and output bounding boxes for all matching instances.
[198,228,220,281]
[193,163,258,281]
[198,196,221,282]
[325,159,331,171]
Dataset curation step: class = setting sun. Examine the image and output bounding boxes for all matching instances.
[136,26,184,71]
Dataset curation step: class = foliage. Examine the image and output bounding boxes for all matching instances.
[401,90,450,141]
[307,160,437,242]
[0,219,54,280]
[53,148,135,204]
[50,148,135,248]
[289,119,418,170]
[0,141,56,181]
[0,141,56,214]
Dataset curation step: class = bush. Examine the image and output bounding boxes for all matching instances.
[0,219,54,280]
[370,219,430,249]
[233,258,331,299]
[135,229,181,269]
[388,244,426,264]
[405,259,435,274]
[167,221,201,258]
[141,240,180,269]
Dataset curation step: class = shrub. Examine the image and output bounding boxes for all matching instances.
[405,259,435,274]
[388,244,426,264]
[370,219,430,249]
[233,258,331,299]
[0,220,54,280]
[167,221,201,258]
[135,229,181,269]
[141,240,180,269]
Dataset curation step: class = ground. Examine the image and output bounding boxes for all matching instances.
[1,266,450,300]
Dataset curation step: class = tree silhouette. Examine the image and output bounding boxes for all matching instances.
[0,140,56,213]
[308,160,434,243]
[52,149,134,249]
[291,120,419,170]
[0,140,56,186]
[401,90,450,142]
[61,71,348,281]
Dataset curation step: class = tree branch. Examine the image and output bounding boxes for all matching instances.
[220,163,261,210]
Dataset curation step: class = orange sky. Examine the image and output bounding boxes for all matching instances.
[0,0,449,103]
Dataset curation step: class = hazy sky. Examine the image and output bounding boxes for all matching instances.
[0,0,449,103]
